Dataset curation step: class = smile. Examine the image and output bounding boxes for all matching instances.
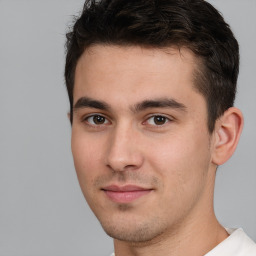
[102,185,153,203]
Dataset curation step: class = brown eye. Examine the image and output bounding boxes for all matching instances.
[153,116,167,125]
[147,115,169,126]
[93,115,106,124]
[86,115,109,125]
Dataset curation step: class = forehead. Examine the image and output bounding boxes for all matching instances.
[75,44,198,79]
[74,44,203,111]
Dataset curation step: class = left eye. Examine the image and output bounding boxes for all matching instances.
[86,115,109,125]
[146,115,169,126]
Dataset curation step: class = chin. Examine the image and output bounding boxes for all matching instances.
[99,216,166,243]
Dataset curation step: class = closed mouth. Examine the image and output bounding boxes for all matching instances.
[102,184,153,203]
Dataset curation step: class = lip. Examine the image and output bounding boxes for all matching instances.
[102,185,153,203]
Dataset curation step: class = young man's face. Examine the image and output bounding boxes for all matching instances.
[71,45,217,242]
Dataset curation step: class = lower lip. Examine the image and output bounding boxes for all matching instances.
[104,190,152,203]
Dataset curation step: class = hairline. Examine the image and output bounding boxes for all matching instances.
[71,42,213,131]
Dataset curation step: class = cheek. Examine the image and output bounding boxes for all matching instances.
[145,131,212,219]
[147,130,211,190]
[71,132,103,191]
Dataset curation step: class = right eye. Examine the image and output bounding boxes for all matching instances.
[85,115,110,125]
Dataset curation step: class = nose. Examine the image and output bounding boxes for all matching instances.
[105,124,144,172]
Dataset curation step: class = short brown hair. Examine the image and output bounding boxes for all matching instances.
[65,0,239,132]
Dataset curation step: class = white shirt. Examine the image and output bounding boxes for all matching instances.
[206,228,256,256]
[110,228,256,256]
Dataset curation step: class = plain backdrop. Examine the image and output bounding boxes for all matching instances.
[0,0,255,255]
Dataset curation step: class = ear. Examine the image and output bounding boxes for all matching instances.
[212,107,244,165]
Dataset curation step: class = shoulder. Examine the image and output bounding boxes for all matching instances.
[227,228,256,255]
[206,228,256,256]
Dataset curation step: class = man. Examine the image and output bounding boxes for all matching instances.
[64,0,256,255]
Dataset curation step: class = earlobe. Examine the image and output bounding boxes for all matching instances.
[212,107,244,165]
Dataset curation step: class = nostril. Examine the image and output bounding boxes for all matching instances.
[106,155,143,172]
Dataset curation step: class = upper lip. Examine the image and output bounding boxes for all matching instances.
[102,185,152,192]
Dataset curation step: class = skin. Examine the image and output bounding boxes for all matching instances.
[71,45,243,256]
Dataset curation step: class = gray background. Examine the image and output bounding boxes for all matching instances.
[0,0,255,255]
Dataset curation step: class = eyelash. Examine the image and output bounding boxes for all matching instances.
[82,114,173,127]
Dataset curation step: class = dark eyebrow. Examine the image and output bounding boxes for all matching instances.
[132,98,187,113]
[73,96,187,114]
[73,97,110,111]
